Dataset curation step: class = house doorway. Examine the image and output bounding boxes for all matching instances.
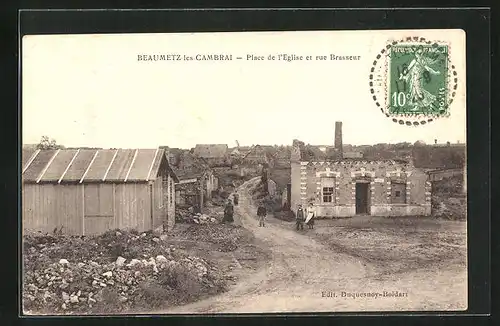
[355,182,370,215]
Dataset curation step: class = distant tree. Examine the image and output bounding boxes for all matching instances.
[36,136,64,150]
[414,140,426,147]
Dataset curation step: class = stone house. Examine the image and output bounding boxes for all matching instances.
[290,123,431,217]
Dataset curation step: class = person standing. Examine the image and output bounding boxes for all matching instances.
[233,192,239,206]
[223,199,234,223]
[257,203,267,227]
[306,202,316,229]
[296,204,305,231]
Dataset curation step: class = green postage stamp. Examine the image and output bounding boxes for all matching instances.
[370,37,458,126]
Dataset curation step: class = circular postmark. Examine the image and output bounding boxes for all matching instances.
[369,36,458,126]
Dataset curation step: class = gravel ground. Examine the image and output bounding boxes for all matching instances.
[160,177,467,314]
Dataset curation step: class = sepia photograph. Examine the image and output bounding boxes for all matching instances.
[21,29,467,315]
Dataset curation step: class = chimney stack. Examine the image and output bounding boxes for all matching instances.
[335,121,343,159]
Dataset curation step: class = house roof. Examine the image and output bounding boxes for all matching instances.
[193,144,228,158]
[22,148,177,183]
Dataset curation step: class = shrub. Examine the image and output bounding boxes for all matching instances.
[157,264,203,305]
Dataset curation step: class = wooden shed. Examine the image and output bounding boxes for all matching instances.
[22,148,179,235]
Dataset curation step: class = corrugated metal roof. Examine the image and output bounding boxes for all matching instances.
[22,148,169,183]
[62,149,98,181]
[22,150,58,181]
[39,149,79,182]
[22,148,38,171]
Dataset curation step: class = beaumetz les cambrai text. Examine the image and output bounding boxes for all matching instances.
[137,53,361,62]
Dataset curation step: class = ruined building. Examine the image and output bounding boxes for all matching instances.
[290,122,431,217]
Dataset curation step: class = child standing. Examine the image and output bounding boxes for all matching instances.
[257,204,267,227]
[296,204,305,231]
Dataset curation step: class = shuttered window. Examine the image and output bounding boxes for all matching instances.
[391,182,407,204]
[321,177,335,204]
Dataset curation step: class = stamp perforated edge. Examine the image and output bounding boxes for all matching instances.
[369,36,458,127]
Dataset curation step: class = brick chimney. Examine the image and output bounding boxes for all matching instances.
[335,121,343,159]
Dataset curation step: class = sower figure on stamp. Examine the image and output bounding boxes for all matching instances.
[399,47,442,110]
[257,203,267,227]
[305,202,316,229]
[296,204,305,231]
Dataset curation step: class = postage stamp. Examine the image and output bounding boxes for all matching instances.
[370,37,458,126]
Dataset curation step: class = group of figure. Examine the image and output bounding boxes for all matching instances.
[222,192,239,223]
[295,203,315,231]
[223,190,316,231]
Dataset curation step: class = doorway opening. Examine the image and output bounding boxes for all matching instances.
[355,182,370,215]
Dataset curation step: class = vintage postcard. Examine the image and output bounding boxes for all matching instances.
[21,29,467,314]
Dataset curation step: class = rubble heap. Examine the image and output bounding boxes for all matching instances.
[175,224,248,252]
[23,230,227,314]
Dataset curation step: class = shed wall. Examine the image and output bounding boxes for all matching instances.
[22,182,155,235]
[23,183,83,235]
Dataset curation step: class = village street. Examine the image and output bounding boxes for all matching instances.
[164,178,467,313]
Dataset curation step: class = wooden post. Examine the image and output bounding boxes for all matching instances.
[81,184,85,236]
[199,179,204,212]
[113,184,116,229]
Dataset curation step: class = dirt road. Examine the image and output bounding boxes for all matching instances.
[164,178,467,313]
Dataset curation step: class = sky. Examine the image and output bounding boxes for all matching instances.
[22,30,466,149]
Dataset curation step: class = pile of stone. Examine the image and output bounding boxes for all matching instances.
[191,213,217,224]
[176,223,246,252]
[175,210,218,224]
[22,230,226,314]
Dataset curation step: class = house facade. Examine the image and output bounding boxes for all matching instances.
[290,123,431,217]
[291,150,431,217]
[22,148,178,235]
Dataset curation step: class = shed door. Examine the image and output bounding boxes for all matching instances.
[84,184,114,235]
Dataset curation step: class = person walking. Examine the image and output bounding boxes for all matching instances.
[223,199,234,223]
[296,204,305,231]
[306,202,316,229]
[257,203,267,227]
